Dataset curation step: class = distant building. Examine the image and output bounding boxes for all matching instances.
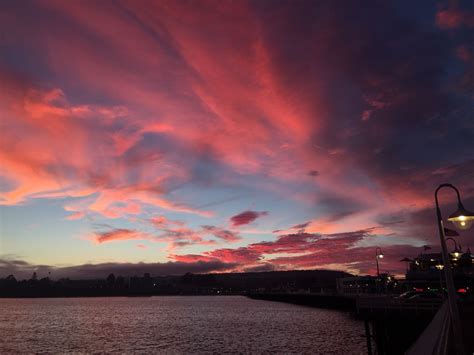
[337,276,377,295]
[404,250,473,291]
[337,273,400,296]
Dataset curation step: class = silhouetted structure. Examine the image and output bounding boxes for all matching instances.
[0,269,351,298]
[404,250,473,292]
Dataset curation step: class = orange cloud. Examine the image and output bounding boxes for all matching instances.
[92,228,154,244]
[0,80,212,218]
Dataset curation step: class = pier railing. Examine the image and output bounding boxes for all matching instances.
[356,295,443,313]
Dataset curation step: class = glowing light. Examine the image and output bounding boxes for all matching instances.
[448,207,474,230]
[451,218,472,230]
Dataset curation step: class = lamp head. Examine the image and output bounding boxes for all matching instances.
[447,203,474,230]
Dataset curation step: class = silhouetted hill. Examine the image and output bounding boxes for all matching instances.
[187,269,352,291]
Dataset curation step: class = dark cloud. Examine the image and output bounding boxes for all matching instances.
[373,193,474,248]
[230,210,268,227]
[272,222,311,234]
[0,258,237,280]
[201,225,241,242]
[292,222,311,230]
[242,263,276,273]
[254,0,474,201]
[317,193,369,221]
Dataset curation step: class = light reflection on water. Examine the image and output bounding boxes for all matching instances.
[0,296,365,354]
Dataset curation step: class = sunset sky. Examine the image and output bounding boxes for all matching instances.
[1,0,473,279]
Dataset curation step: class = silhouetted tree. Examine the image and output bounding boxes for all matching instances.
[2,274,18,292]
[181,272,193,284]
[5,274,17,285]
[39,277,50,285]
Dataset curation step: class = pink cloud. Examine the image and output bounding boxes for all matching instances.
[149,216,185,229]
[1,1,473,275]
[436,9,474,29]
[0,70,213,219]
[201,226,241,242]
[170,228,425,276]
[0,1,433,227]
[169,254,217,263]
[88,223,222,250]
[170,247,261,265]
[170,229,374,272]
[88,219,237,251]
[230,210,268,227]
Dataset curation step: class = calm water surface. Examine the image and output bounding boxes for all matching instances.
[0,296,365,354]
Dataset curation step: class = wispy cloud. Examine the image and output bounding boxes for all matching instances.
[1,0,473,274]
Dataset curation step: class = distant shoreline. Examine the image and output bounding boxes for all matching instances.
[0,269,351,299]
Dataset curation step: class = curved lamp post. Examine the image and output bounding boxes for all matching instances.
[375,247,384,277]
[445,237,462,259]
[435,183,474,354]
[375,247,384,294]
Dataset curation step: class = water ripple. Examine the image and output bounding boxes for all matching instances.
[0,296,366,354]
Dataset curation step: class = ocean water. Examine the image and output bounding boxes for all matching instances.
[0,296,366,354]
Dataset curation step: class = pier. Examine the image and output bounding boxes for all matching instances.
[356,295,442,354]
[248,292,474,354]
[357,295,474,354]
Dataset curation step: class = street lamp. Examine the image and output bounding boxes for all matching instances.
[445,237,462,259]
[375,247,384,277]
[447,200,474,230]
[435,183,474,355]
